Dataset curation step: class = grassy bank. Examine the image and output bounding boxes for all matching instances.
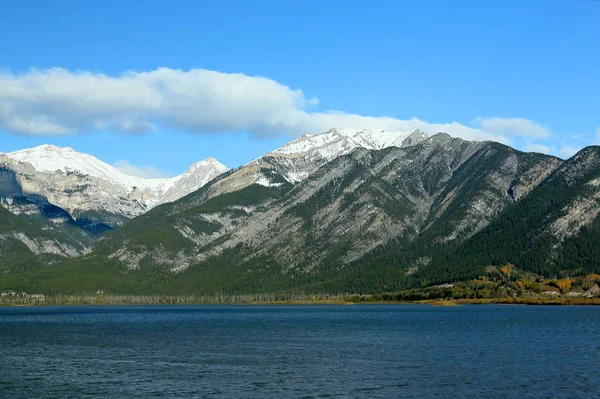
[2,294,600,306]
[425,297,600,306]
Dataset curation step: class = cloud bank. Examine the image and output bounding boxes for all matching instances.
[473,117,550,139]
[558,145,580,159]
[523,143,581,159]
[113,160,174,179]
[524,143,551,154]
[0,67,551,144]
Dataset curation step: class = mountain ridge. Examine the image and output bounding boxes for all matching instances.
[8,133,570,296]
[3,144,229,208]
[192,128,429,204]
[0,127,428,266]
[4,130,600,298]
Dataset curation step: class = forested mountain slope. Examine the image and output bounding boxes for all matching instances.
[0,205,83,274]
[413,146,600,285]
[1,134,569,295]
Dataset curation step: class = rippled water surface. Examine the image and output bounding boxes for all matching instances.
[1,305,599,398]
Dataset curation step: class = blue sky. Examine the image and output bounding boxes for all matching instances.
[0,0,598,176]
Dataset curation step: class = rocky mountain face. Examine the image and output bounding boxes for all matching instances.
[4,129,600,297]
[1,145,228,221]
[263,127,428,182]
[0,145,228,256]
[0,204,81,274]
[33,133,567,295]
[0,128,422,265]
[416,145,600,284]
[194,128,428,202]
[157,158,229,205]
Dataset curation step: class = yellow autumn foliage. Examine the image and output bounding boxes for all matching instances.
[514,279,532,290]
[552,279,573,293]
[500,263,515,275]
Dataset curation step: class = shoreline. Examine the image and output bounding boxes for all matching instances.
[2,297,600,307]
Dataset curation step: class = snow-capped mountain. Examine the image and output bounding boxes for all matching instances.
[81,133,563,279]
[0,145,228,227]
[203,128,428,199]
[272,128,426,157]
[0,128,424,240]
[158,158,229,205]
[6,145,175,195]
[264,128,428,182]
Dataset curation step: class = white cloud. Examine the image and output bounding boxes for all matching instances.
[524,143,551,154]
[473,117,551,139]
[113,160,174,178]
[0,67,516,143]
[558,145,580,158]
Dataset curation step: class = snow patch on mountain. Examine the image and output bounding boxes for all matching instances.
[6,145,174,192]
[201,127,430,200]
[157,158,229,205]
[1,145,229,225]
[265,128,428,182]
[255,173,284,188]
[272,128,426,158]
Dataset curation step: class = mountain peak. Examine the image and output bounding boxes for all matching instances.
[3,144,231,212]
[272,127,428,156]
[426,132,454,143]
[156,158,229,205]
[202,157,225,166]
[40,144,73,151]
[256,127,430,183]
[11,144,76,155]
[187,157,228,172]
[401,129,427,146]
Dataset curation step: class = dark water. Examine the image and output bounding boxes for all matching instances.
[1,305,599,398]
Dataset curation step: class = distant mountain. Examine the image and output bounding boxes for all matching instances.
[157,158,229,205]
[0,145,228,230]
[12,133,567,295]
[5,131,600,297]
[0,129,424,266]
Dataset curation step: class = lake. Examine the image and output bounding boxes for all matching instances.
[1,305,598,398]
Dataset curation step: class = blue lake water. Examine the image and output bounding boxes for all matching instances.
[1,304,599,398]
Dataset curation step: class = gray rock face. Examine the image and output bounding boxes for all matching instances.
[547,147,600,241]
[0,205,82,271]
[214,135,560,271]
[194,128,428,202]
[1,155,147,226]
[0,146,228,228]
[92,134,562,273]
[156,158,229,206]
[1,231,78,258]
[0,129,428,265]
